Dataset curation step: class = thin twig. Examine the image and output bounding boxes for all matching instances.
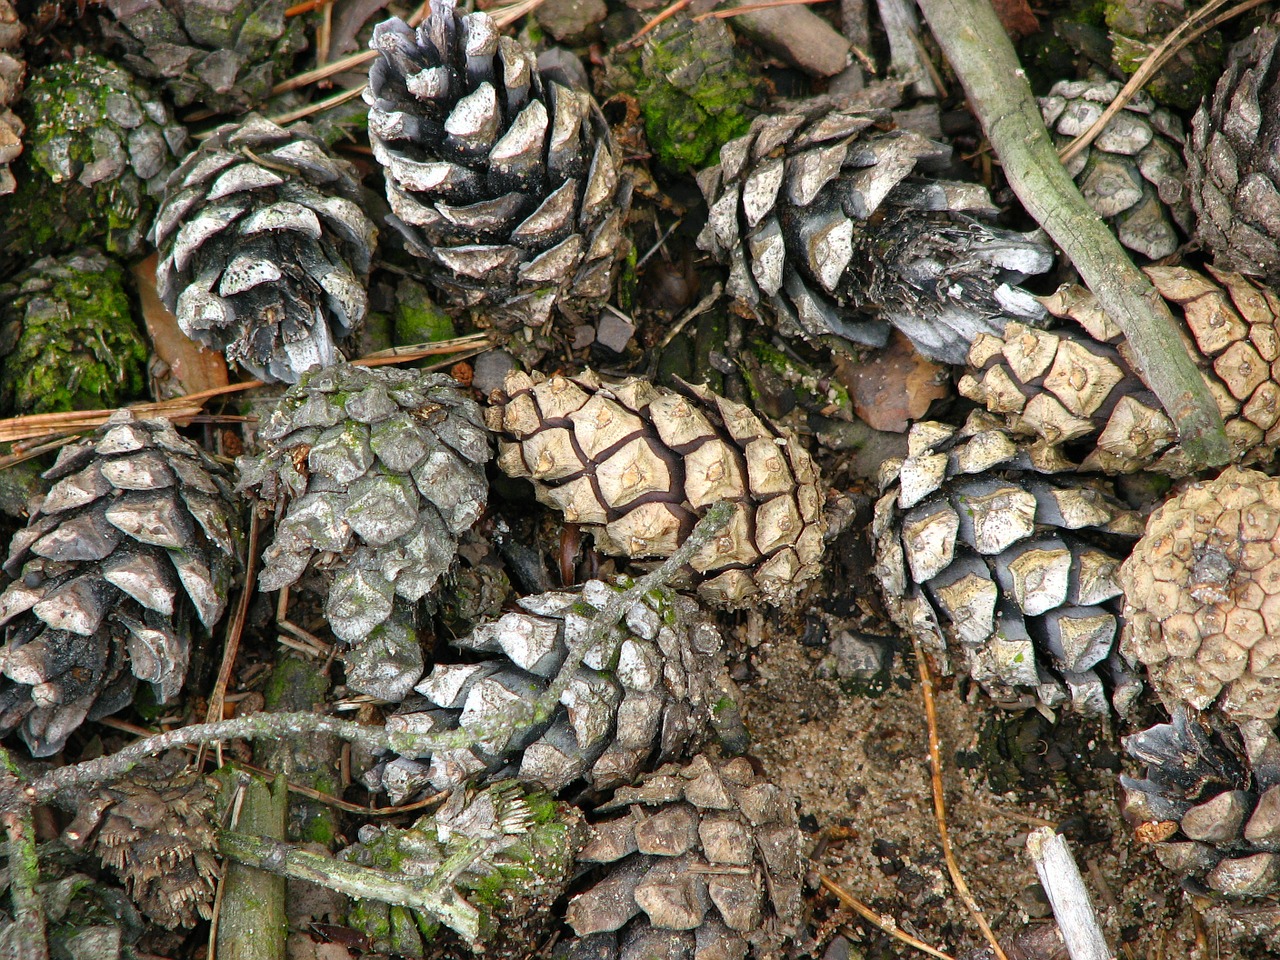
[204,509,261,726]
[656,283,723,350]
[912,634,1010,960]
[1027,828,1113,960]
[819,876,955,960]
[623,0,692,46]
[693,0,827,19]
[267,85,366,126]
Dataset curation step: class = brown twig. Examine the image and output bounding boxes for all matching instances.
[819,876,956,960]
[204,510,262,726]
[693,0,830,21]
[911,634,1011,960]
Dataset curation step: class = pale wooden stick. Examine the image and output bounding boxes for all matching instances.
[1026,828,1113,960]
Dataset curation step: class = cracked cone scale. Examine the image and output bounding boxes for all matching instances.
[486,369,826,608]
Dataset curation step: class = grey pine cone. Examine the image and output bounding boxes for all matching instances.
[365,2,632,332]
[366,579,742,801]
[0,0,23,196]
[153,114,378,384]
[1186,12,1280,285]
[101,0,306,114]
[1040,77,1192,260]
[1122,709,1280,899]
[872,416,1144,716]
[63,753,220,929]
[696,109,1054,365]
[343,780,586,957]
[238,362,491,701]
[562,753,803,960]
[486,369,826,609]
[0,412,244,756]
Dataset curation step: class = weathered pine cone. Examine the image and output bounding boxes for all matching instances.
[344,781,585,957]
[0,0,23,196]
[486,369,826,608]
[13,55,186,258]
[696,109,1054,365]
[873,416,1145,716]
[0,249,148,416]
[366,579,742,800]
[238,363,491,701]
[0,412,244,756]
[960,265,1280,475]
[101,0,306,115]
[365,3,632,332]
[562,753,803,960]
[1119,467,1280,721]
[1040,77,1191,260]
[598,14,761,175]
[1122,709,1280,898]
[63,753,219,929]
[0,872,144,959]
[1186,11,1280,285]
[153,114,377,383]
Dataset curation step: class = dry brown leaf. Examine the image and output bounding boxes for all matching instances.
[992,0,1039,39]
[835,330,949,432]
[133,252,230,400]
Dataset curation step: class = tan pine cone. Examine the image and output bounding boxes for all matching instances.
[1119,467,1280,721]
[959,264,1280,475]
[486,370,826,608]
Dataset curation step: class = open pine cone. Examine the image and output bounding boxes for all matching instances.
[1119,467,1280,721]
[0,412,243,756]
[960,264,1280,475]
[101,0,306,114]
[366,579,742,800]
[873,416,1144,715]
[365,3,632,333]
[238,363,490,701]
[562,753,803,960]
[63,753,220,929]
[153,115,377,384]
[487,369,826,608]
[1122,709,1280,898]
[1186,11,1280,285]
[0,0,22,196]
[696,108,1054,365]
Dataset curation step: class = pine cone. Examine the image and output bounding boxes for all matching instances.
[1039,77,1191,260]
[696,109,1054,365]
[0,0,23,197]
[1122,709,1280,898]
[598,14,761,175]
[486,369,826,608]
[0,872,144,958]
[1119,467,1280,721]
[343,781,586,957]
[367,578,742,799]
[153,114,378,384]
[873,416,1144,716]
[12,55,185,258]
[0,250,148,415]
[101,0,306,115]
[959,265,1280,475]
[0,412,243,756]
[1186,12,1280,285]
[238,363,491,701]
[63,753,219,928]
[562,753,803,960]
[364,5,633,333]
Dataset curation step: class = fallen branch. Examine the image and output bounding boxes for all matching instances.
[916,0,1231,470]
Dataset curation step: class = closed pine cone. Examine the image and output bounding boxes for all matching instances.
[486,369,826,608]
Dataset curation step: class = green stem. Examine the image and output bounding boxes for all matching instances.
[915,0,1232,470]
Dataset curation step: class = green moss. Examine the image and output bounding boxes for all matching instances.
[603,16,762,175]
[394,278,456,345]
[0,250,147,416]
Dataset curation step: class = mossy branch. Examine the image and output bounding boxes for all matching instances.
[0,748,47,960]
[217,831,484,944]
[915,0,1232,470]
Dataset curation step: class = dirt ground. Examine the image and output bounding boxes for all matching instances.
[741,634,1217,959]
